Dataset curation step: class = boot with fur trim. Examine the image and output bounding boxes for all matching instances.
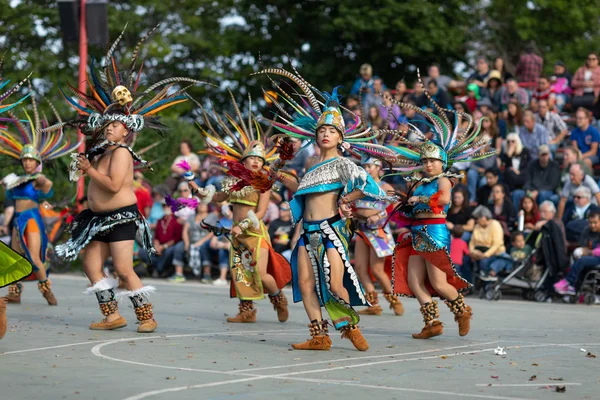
[358,292,383,315]
[412,301,443,339]
[125,286,158,333]
[445,293,472,336]
[6,283,22,304]
[38,279,58,306]
[87,277,127,330]
[269,291,289,322]
[292,320,332,350]
[226,300,257,323]
[383,292,404,316]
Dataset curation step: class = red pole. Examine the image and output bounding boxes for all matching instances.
[77,0,88,202]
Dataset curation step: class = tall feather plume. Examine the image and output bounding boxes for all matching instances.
[128,24,160,88]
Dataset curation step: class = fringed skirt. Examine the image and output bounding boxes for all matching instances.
[291,215,368,330]
[356,220,395,258]
[13,207,48,271]
[392,218,470,298]
[55,204,155,261]
[229,221,291,301]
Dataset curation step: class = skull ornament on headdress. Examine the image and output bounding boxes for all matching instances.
[111,85,133,106]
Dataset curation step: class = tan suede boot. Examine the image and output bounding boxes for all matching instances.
[383,292,404,316]
[0,297,7,339]
[38,279,57,306]
[341,325,369,351]
[89,316,128,330]
[6,283,22,304]
[226,301,257,323]
[412,301,444,339]
[292,320,332,350]
[445,293,473,336]
[269,291,289,322]
[358,292,383,315]
[135,303,158,333]
[89,293,127,330]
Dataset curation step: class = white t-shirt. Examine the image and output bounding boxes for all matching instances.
[584,70,593,93]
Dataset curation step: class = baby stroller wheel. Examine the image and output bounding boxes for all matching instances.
[484,287,497,301]
[493,291,502,301]
[584,292,595,305]
[534,290,547,302]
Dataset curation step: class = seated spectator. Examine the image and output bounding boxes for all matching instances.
[268,203,296,262]
[524,144,560,205]
[564,186,600,242]
[519,195,540,233]
[468,56,492,88]
[499,133,530,207]
[350,63,376,96]
[367,105,384,129]
[487,183,516,236]
[480,231,533,281]
[452,101,471,131]
[463,83,480,112]
[531,76,556,108]
[561,146,592,189]
[401,100,431,140]
[286,137,311,179]
[480,110,502,149]
[207,204,234,286]
[515,44,543,83]
[571,53,600,111]
[417,79,450,112]
[500,78,529,111]
[140,203,185,278]
[379,90,404,129]
[519,111,549,159]
[393,80,407,102]
[446,186,475,240]
[168,139,201,191]
[476,167,507,206]
[482,70,503,109]
[551,61,573,111]
[557,163,600,220]
[470,206,507,275]
[147,184,169,229]
[467,140,497,203]
[133,172,153,218]
[536,99,568,152]
[534,200,567,244]
[554,210,600,295]
[424,63,458,91]
[570,108,600,168]
[450,225,471,282]
[494,56,513,82]
[504,99,524,133]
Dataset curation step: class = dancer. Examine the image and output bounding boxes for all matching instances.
[188,92,291,323]
[255,67,396,351]
[0,95,80,306]
[378,89,495,339]
[353,155,403,316]
[53,25,207,332]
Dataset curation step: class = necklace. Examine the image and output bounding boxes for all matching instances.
[160,216,172,236]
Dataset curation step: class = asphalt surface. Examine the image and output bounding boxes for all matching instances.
[1,274,599,400]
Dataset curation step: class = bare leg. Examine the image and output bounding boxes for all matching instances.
[326,247,350,303]
[369,248,392,293]
[84,241,122,322]
[297,246,322,322]
[109,240,143,291]
[407,255,432,305]
[23,230,47,281]
[354,239,375,292]
[256,247,278,295]
[425,261,459,301]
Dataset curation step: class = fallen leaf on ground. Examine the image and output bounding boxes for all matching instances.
[440,355,447,359]
[491,376,499,379]
[555,386,566,393]
[549,377,564,381]
[166,377,176,380]
[529,375,537,381]
[586,352,596,358]
[532,363,539,366]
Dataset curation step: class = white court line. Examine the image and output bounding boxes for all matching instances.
[476,383,581,387]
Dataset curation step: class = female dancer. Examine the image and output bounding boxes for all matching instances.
[255,67,396,351]
[0,98,79,305]
[379,92,495,339]
[189,93,291,323]
[354,155,403,316]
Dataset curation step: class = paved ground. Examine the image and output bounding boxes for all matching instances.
[1,274,599,400]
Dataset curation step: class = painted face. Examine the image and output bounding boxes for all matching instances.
[421,158,443,176]
[104,120,129,143]
[316,125,341,150]
[21,158,39,174]
[242,156,264,172]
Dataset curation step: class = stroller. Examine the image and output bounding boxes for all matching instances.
[481,220,566,302]
[558,265,600,305]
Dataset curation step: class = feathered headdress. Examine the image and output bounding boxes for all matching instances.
[0,56,31,115]
[375,71,496,176]
[251,66,395,162]
[44,24,211,140]
[0,92,81,166]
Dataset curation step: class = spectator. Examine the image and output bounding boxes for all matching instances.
[468,56,491,88]
[515,44,543,84]
[286,137,311,178]
[175,203,213,282]
[417,79,450,111]
[499,132,531,207]
[465,83,480,112]
[505,99,524,133]
[147,184,169,229]
[524,144,561,205]
[350,63,376,96]
[367,105,384,129]
[342,95,359,123]
[571,52,600,111]
[554,210,600,295]
[450,225,471,282]
[379,90,404,129]
[536,99,568,152]
[424,63,457,91]
[141,203,185,278]
[467,140,497,202]
[561,146,592,189]
[480,231,532,281]
[557,163,600,219]
[476,167,506,206]
[168,139,201,191]
[469,205,506,275]
[500,78,529,111]
[519,195,540,232]
[487,183,516,236]
[480,110,502,149]
[446,186,475,241]
[563,186,600,242]
[553,60,573,86]
[483,70,503,109]
[268,202,296,262]
[401,100,431,140]
[494,56,513,82]
[531,76,556,109]
[208,204,234,286]
[393,80,407,102]
[570,108,600,168]
[534,200,566,243]
[477,97,495,114]
[519,110,549,159]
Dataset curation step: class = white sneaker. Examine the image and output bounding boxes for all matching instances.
[213,279,228,287]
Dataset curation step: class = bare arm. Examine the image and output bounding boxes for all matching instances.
[436,178,452,205]
[85,148,131,194]
[2,206,14,232]
[182,222,190,249]
[463,218,475,232]
[35,174,53,193]
[582,142,598,158]
[194,232,214,247]
[278,175,299,193]
[254,190,271,220]
[557,197,567,220]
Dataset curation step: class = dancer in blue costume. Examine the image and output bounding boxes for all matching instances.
[255,67,396,351]
[376,84,496,339]
[0,93,80,306]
